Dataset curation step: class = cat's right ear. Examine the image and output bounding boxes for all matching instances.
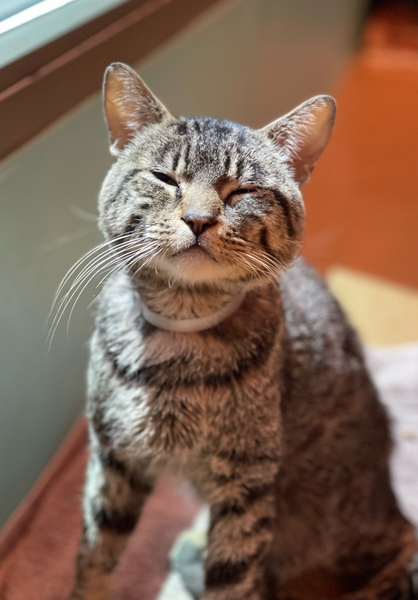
[259,96,336,186]
[104,62,173,155]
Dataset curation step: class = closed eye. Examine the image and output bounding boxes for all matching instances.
[232,188,254,195]
[151,171,178,187]
[227,187,256,206]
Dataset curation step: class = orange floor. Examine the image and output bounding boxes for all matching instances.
[303,3,418,290]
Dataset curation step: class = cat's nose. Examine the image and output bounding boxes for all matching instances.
[182,213,218,237]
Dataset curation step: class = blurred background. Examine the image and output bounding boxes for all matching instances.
[0,0,417,597]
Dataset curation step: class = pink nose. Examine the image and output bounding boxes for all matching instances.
[182,213,217,237]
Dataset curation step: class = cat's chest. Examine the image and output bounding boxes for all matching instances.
[91,316,280,467]
[90,324,205,447]
[90,277,283,466]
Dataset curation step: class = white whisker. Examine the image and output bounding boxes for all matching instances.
[64,249,144,336]
[49,243,136,332]
[51,234,133,310]
[47,236,163,348]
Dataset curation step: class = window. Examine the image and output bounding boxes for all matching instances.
[0,0,221,162]
[0,1,42,22]
[0,0,130,69]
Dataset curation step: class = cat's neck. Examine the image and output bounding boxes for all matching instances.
[131,269,247,321]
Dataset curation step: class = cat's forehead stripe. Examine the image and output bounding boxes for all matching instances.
[224,153,231,174]
[235,157,245,181]
[172,151,180,172]
[148,118,265,184]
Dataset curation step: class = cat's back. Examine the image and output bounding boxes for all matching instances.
[279,257,367,387]
[277,257,391,477]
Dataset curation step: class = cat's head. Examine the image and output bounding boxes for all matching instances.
[99,63,335,291]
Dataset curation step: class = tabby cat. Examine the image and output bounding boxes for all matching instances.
[68,63,417,600]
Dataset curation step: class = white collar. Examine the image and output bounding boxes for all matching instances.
[138,292,246,333]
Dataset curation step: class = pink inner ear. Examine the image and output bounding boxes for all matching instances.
[284,103,335,185]
[291,119,333,184]
[103,63,172,151]
[105,95,132,150]
[262,96,336,186]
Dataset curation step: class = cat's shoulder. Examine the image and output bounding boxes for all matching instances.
[279,257,335,311]
[279,257,359,352]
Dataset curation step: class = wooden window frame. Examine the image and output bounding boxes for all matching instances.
[0,0,223,163]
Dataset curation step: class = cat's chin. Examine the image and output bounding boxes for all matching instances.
[153,250,242,284]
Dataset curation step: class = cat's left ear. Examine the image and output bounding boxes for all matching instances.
[104,62,174,154]
[259,96,336,185]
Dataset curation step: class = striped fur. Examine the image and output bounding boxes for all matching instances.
[68,64,416,600]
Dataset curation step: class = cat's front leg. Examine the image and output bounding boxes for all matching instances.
[202,465,278,600]
[69,447,154,600]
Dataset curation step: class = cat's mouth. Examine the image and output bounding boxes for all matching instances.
[171,243,214,260]
[156,239,240,283]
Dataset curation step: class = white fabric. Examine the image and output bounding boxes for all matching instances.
[365,343,418,531]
